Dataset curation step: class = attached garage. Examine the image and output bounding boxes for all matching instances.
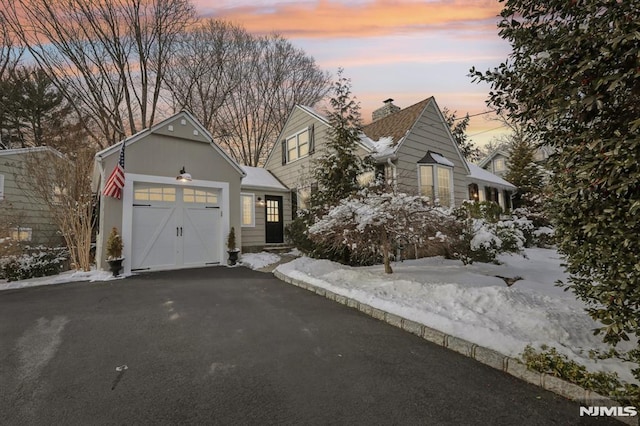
[94,111,245,275]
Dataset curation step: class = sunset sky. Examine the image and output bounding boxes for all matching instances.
[194,0,512,148]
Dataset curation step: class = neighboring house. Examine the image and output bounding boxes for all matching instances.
[478,145,553,178]
[94,111,246,275]
[0,146,65,246]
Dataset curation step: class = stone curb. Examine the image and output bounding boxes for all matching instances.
[273,269,636,425]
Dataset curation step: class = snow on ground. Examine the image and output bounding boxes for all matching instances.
[240,252,281,269]
[276,248,637,383]
[0,269,126,291]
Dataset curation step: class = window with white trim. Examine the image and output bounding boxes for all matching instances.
[241,193,255,227]
[0,174,4,200]
[183,188,218,204]
[419,165,453,207]
[297,187,311,210]
[494,158,505,172]
[286,128,310,162]
[11,227,32,242]
[134,186,176,202]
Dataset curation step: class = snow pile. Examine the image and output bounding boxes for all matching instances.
[240,252,281,269]
[276,248,636,383]
[0,268,126,291]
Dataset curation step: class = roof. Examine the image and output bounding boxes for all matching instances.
[478,149,510,168]
[0,146,64,159]
[466,162,516,189]
[362,97,432,145]
[240,166,288,191]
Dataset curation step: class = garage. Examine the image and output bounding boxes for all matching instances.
[131,184,221,271]
[94,110,245,275]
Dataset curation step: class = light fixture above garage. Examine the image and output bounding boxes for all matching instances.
[176,166,192,182]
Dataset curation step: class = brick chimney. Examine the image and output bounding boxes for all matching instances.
[372,98,400,121]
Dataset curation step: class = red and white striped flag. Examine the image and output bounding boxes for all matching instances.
[103,142,126,199]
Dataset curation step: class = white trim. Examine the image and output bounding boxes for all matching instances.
[0,174,4,200]
[121,173,230,275]
[240,192,256,228]
[0,146,65,158]
[285,127,311,163]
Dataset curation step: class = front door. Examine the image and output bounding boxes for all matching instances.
[265,195,284,244]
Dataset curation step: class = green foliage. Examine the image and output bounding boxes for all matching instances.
[0,247,68,282]
[522,345,640,407]
[455,201,503,223]
[308,68,373,212]
[105,227,123,260]
[442,107,481,162]
[471,0,640,371]
[226,227,237,251]
[504,137,545,209]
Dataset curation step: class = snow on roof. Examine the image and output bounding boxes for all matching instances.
[466,162,516,189]
[360,135,398,158]
[241,166,288,191]
[431,152,454,167]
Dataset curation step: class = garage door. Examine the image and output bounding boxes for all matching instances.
[131,185,221,271]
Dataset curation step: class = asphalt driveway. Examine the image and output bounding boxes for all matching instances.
[0,267,617,425]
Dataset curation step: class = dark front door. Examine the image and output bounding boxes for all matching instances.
[265,195,284,244]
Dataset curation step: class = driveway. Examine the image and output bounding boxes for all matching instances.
[0,267,615,425]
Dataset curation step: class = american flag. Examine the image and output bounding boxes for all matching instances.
[103,142,126,199]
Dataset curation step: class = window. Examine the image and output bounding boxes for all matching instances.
[183,188,218,204]
[0,174,4,200]
[357,170,375,186]
[266,199,280,223]
[53,185,67,205]
[494,158,505,172]
[11,227,32,242]
[134,186,176,202]
[281,125,315,165]
[419,165,453,207]
[240,193,255,227]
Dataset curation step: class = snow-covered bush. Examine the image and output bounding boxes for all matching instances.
[510,207,555,247]
[308,188,457,273]
[455,217,525,264]
[0,246,69,282]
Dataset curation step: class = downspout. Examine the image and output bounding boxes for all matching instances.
[387,158,397,190]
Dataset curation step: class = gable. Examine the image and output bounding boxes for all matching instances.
[362,98,432,145]
[95,111,244,183]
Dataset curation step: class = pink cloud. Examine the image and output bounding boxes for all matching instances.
[194,0,502,38]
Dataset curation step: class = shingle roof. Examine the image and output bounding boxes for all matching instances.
[362,97,432,145]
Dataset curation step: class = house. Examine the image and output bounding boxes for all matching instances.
[94,111,246,275]
[478,145,553,178]
[0,146,65,246]
[263,97,515,223]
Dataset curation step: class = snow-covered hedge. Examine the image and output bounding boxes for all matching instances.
[0,247,69,282]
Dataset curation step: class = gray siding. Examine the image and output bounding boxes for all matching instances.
[264,107,331,191]
[240,188,291,250]
[0,151,63,246]
[393,100,468,206]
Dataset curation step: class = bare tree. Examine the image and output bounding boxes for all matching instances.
[22,139,97,271]
[168,25,331,166]
[2,0,195,148]
[0,12,23,81]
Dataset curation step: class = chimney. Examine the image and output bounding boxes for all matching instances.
[372,98,400,121]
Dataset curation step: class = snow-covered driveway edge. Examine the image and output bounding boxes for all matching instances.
[272,267,624,417]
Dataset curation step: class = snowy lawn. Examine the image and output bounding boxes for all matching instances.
[239,252,281,269]
[276,248,637,383]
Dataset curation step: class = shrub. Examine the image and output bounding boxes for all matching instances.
[0,246,69,282]
[522,345,640,408]
[105,227,123,259]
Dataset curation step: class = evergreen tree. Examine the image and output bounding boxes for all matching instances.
[443,108,481,162]
[504,136,545,209]
[308,69,372,213]
[471,0,640,368]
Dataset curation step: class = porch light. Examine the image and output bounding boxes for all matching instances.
[256,196,266,206]
[176,166,192,182]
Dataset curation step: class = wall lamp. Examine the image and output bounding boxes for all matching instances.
[176,166,192,182]
[257,196,265,206]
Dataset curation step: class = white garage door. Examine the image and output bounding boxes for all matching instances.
[131,185,221,271]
